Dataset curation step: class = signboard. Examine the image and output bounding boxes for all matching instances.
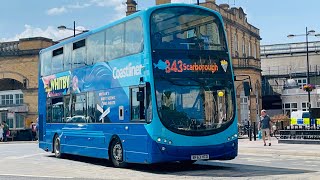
[7,112,14,119]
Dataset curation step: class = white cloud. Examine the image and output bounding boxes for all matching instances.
[0,24,88,42]
[46,0,125,21]
[47,6,67,16]
[90,0,121,7]
[67,3,91,9]
[89,0,126,22]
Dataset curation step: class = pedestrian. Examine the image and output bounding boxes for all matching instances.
[30,121,37,141]
[2,121,9,142]
[258,109,273,146]
[0,123,3,142]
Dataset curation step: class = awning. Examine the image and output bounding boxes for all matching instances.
[0,108,8,112]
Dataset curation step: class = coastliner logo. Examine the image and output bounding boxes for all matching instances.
[113,63,144,79]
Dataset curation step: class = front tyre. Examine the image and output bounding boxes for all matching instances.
[53,135,63,158]
[110,138,127,168]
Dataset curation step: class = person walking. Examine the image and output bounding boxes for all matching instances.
[258,110,273,146]
[2,121,9,142]
[0,123,3,142]
[30,121,37,141]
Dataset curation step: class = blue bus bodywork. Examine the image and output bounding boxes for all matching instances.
[39,4,238,166]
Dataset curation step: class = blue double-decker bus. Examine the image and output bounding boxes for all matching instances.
[39,3,238,167]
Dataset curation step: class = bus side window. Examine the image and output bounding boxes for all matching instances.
[130,87,145,121]
[46,99,52,123]
[146,82,152,123]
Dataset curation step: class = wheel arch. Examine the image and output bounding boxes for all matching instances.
[108,135,121,159]
[52,133,59,153]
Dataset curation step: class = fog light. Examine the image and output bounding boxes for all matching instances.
[227,137,231,141]
[163,139,167,143]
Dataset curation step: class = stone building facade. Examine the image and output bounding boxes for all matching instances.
[0,37,54,132]
[261,41,320,116]
[127,0,262,125]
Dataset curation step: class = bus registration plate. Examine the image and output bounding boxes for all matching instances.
[191,154,209,160]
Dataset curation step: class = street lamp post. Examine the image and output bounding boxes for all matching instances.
[58,21,88,37]
[287,27,319,111]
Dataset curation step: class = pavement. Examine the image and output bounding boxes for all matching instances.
[238,137,320,157]
[2,137,319,157]
[0,137,319,179]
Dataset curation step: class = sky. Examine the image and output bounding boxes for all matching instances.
[1,0,320,45]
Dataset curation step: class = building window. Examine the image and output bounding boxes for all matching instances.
[15,113,24,129]
[0,93,24,106]
[233,34,238,55]
[1,112,13,129]
[253,43,257,58]
[15,94,23,105]
[240,91,249,125]
[295,78,307,86]
[248,42,251,57]
[283,102,298,117]
[1,94,13,105]
[302,102,310,111]
[242,38,246,57]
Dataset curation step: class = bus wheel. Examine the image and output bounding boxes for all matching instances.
[53,135,63,158]
[110,139,127,168]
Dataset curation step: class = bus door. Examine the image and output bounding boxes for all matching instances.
[124,83,151,162]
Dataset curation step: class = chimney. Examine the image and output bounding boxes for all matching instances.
[156,0,171,5]
[219,3,230,10]
[126,0,137,16]
[205,0,216,3]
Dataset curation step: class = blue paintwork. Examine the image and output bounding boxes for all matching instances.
[38,3,238,164]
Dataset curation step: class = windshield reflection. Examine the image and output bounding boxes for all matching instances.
[155,78,234,136]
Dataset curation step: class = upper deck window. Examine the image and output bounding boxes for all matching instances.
[73,39,86,50]
[53,47,63,56]
[72,39,86,68]
[151,7,226,51]
[52,47,64,73]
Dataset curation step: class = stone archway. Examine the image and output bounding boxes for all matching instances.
[0,71,29,90]
[0,78,24,91]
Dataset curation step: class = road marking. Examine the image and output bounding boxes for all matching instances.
[0,173,74,179]
[4,152,47,160]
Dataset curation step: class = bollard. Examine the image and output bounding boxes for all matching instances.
[248,121,252,141]
[253,121,256,141]
[281,121,284,130]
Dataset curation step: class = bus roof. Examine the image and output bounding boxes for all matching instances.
[40,3,222,54]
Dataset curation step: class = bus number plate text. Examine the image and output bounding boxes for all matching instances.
[191,154,209,160]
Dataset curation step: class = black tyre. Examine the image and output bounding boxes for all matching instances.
[110,138,127,168]
[53,135,63,158]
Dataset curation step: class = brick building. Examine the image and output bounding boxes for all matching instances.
[0,37,54,134]
[127,0,262,125]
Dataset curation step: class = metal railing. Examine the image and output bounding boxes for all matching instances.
[261,41,320,56]
[232,56,261,70]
